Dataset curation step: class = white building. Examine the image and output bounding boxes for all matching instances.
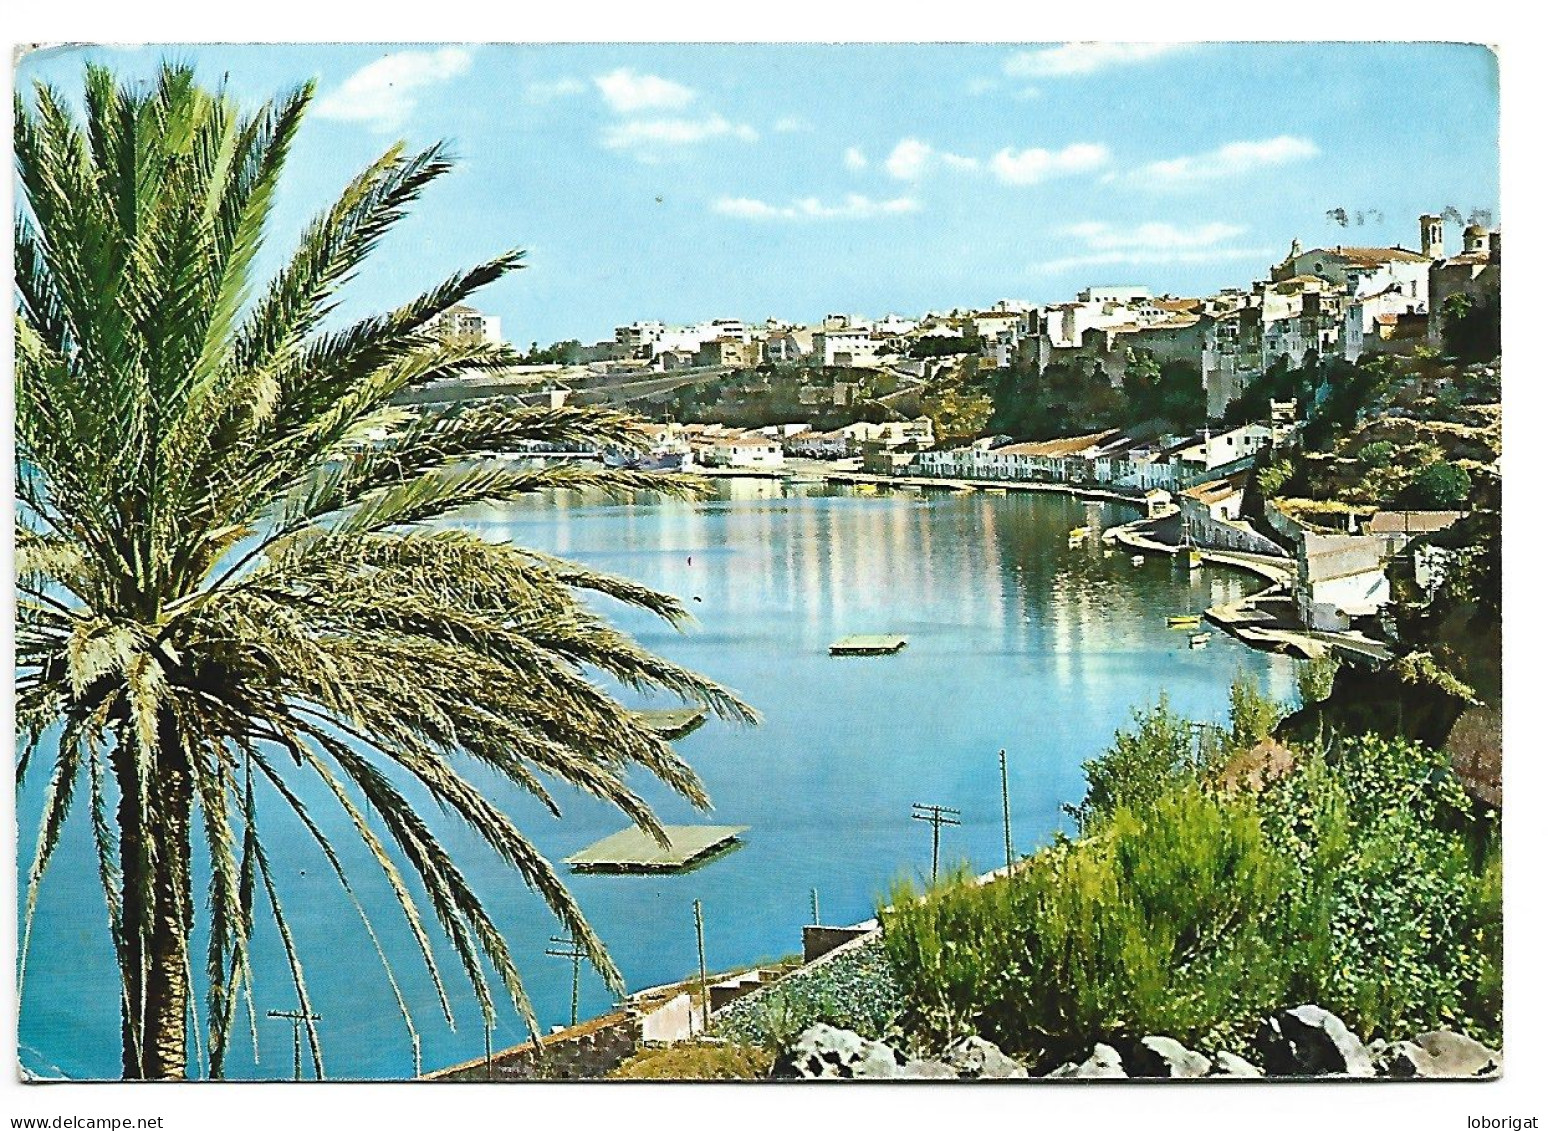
[1296,531,1392,632]
[426,304,502,346]
[814,328,887,367]
[699,433,784,469]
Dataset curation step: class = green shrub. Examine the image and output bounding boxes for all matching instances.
[883,786,1297,1067]
[1405,462,1472,509]
[1258,734,1501,1045]
[1229,670,1282,751]
[1064,695,1199,834]
[1296,653,1341,706]
[710,937,904,1051]
[1357,440,1397,468]
[1068,677,1280,835]
[1257,458,1295,498]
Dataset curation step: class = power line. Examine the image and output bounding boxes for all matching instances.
[693,899,709,1032]
[999,749,1014,872]
[911,802,961,882]
[545,932,586,1029]
[266,1008,322,1082]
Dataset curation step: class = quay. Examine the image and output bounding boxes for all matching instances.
[565,825,749,874]
[820,468,1146,507]
[829,634,908,656]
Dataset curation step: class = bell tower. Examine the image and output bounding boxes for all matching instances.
[1420,213,1446,259]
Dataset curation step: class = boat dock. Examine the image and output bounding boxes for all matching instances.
[829,634,908,656]
[633,707,708,739]
[565,825,750,874]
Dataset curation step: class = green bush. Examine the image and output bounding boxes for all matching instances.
[1229,670,1282,751]
[1296,654,1341,706]
[883,786,1298,1067]
[1064,694,1200,834]
[1405,462,1472,509]
[1257,458,1295,498]
[1067,676,1280,835]
[710,937,904,1051]
[1258,734,1501,1045]
[1357,441,1397,468]
[882,729,1501,1065]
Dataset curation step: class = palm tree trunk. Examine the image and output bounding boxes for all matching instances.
[115,715,193,1080]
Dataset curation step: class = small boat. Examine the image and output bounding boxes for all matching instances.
[1166,615,1203,629]
[1102,549,1115,558]
[1189,632,1210,648]
[1131,554,1145,566]
[1188,549,1204,570]
[1068,525,1091,541]
[984,486,1008,495]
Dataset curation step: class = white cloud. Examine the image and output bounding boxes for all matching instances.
[773,116,812,133]
[594,68,696,113]
[1004,42,1187,79]
[314,48,473,131]
[990,142,1111,185]
[712,194,921,221]
[601,115,758,161]
[524,77,586,103]
[843,146,868,171]
[1031,220,1270,273]
[883,137,981,180]
[1133,136,1321,186]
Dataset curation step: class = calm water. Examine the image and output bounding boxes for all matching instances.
[17,480,1295,1080]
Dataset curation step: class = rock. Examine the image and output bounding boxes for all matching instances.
[940,1035,1030,1079]
[1208,1050,1264,1078]
[1128,1036,1210,1079]
[1255,1005,1375,1077]
[1046,1043,1128,1079]
[772,1023,905,1080]
[898,1059,959,1079]
[1385,1031,1501,1079]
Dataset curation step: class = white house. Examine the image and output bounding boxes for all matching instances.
[698,432,785,469]
[1296,531,1392,632]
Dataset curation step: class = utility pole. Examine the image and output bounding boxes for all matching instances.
[999,749,1014,872]
[484,1021,493,1081]
[911,803,961,883]
[546,931,586,1028]
[266,1008,322,1082]
[810,887,820,926]
[693,899,709,1032]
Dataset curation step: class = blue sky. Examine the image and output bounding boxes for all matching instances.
[17,42,1499,347]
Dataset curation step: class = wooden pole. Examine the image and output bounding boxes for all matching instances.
[1000,748,1014,872]
[911,804,961,884]
[810,887,820,925]
[267,1009,321,1082]
[693,899,709,1031]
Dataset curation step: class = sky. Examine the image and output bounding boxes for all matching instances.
[15,42,1500,349]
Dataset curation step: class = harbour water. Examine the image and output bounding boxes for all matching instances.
[17,479,1295,1080]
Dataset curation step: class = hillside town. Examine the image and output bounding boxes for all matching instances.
[426,211,1500,676]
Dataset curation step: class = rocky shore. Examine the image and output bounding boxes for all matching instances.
[772,1005,1501,1082]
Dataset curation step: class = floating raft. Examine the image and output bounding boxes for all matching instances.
[829,634,908,656]
[633,707,708,739]
[565,825,749,874]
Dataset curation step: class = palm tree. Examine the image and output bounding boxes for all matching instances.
[15,62,753,1080]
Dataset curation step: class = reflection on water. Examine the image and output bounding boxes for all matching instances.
[18,480,1295,1080]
